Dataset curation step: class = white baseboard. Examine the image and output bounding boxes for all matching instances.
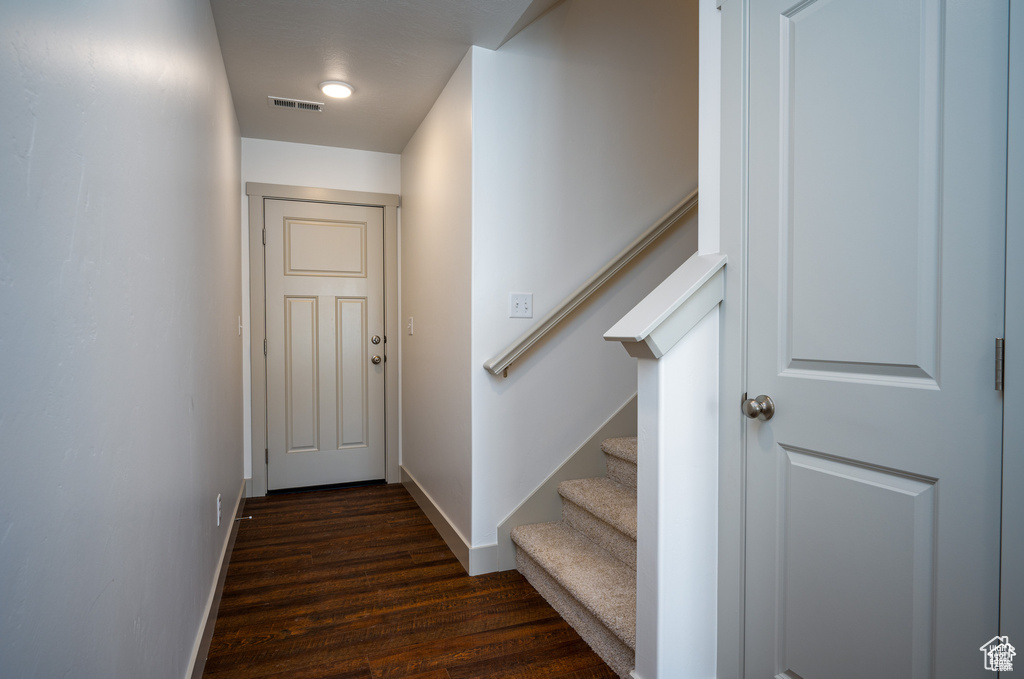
[401,466,497,576]
[185,479,246,679]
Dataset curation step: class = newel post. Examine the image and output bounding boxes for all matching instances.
[605,253,726,679]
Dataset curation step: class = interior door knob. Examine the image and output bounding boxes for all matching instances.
[371,355,382,365]
[742,394,775,421]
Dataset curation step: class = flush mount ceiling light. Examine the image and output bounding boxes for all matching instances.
[319,81,354,99]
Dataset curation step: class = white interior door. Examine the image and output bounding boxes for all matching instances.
[742,1,1008,677]
[264,199,386,490]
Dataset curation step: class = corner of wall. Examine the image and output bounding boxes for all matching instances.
[494,394,638,571]
[186,480,247,679]
[401,466,497,576]
[399,50,475,546]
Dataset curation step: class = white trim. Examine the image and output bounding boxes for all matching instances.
[716,0,749,675]
[629,308,720,679]
[469,542,499,576]
[246,182,400,208]
[1001,0,1023,643]
[401,465,498,576]
[185,479,245,679]
[604,253,726,358]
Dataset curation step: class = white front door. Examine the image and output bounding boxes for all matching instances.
[742,1,1008,677]
[264,198,386,490]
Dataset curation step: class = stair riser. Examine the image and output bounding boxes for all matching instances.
[562,500,637,570]
[604,454,637,490]
[516,548,635,678]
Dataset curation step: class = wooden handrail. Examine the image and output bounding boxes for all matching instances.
[484,188,699,376]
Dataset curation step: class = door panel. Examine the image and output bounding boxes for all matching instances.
[336,297,368,448]
[285,219,366,276]
[781,0,941,381]
[265,199,385,490]
[780,448,935,679]
[743,1,1008,677]
[284,296,319,453]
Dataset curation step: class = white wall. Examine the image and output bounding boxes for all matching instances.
[239,138,401,479]
[241,138,401,193]
[698,0,722,254]
[400,51,475,542]
[470,0,699,545]
[0,0,242,677]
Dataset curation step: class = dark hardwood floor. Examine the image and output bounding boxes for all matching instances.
[202,483,616,679]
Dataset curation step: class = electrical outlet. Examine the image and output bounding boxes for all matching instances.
[509,293,533,318]
[216,494,222,527]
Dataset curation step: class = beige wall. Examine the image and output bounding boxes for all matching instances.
[0,0,242,676]
[400,51,475,542]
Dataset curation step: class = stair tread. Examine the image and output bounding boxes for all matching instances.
[511,521,636,649]
[601,437,637,464]
[559,477,637,539]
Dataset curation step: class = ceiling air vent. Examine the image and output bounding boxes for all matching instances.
[267,96,324,113]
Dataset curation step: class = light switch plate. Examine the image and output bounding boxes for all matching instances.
[509,293,533,318]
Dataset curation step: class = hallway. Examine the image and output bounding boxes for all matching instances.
[202,485,616,678]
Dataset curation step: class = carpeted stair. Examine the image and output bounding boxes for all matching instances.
[511,437,638,678]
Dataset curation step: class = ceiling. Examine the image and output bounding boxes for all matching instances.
[209,0,562,154]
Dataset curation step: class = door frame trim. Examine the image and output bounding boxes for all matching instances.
[1001,0,1022,643]
[246,182,401,497]
[717,0,749,676]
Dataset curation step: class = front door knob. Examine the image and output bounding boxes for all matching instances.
[742,394,775,421]
[371,355,382,365]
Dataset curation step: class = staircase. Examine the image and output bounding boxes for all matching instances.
[511,437,638,678]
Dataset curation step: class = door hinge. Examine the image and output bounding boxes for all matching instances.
[996,337,1005,391]
[265,448,268,465]
[262,227,266,246]
[264,338,267,356]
